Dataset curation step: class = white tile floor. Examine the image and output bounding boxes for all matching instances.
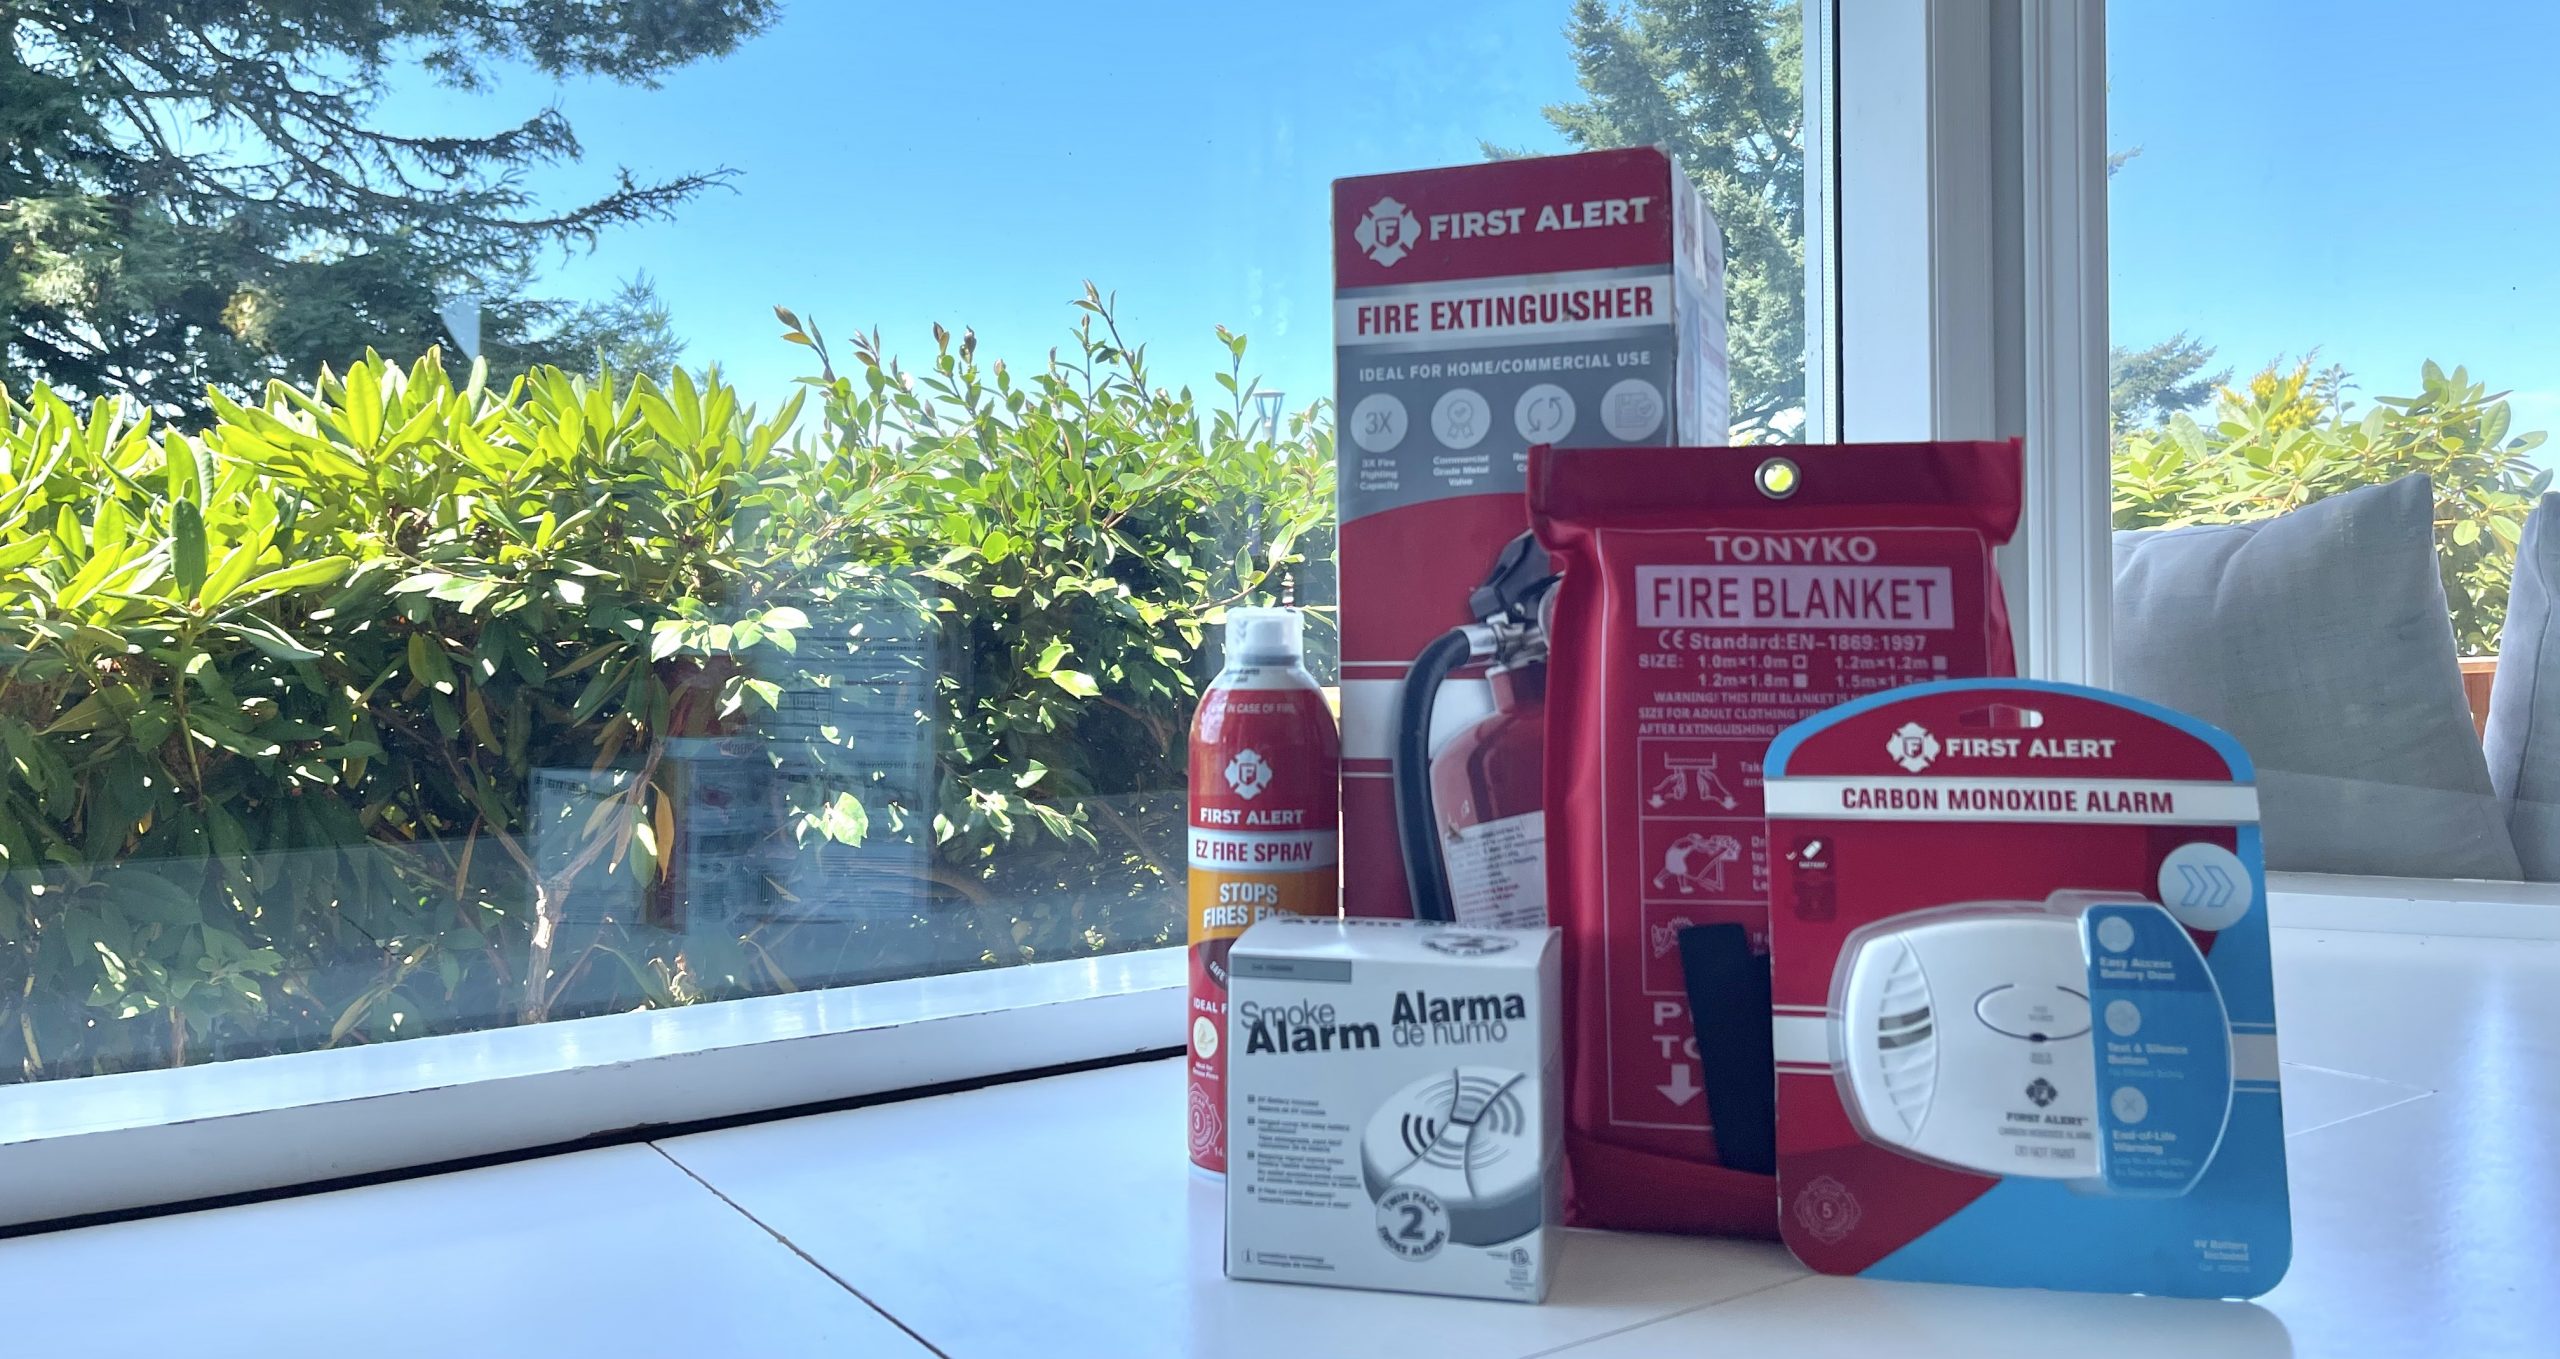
[3,925,2551,1358]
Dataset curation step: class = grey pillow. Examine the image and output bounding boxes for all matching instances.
[2112,474,2521,879]
[2482,493,2560,879]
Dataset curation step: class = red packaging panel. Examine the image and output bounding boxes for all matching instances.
[1530,441,2022,1235]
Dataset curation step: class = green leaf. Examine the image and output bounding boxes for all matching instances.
[449,579,503,614]
[1048,669,1100,698]
[191,719,281,760]
[408,633,455,694]
[234,556,353,599]
[570,661,629,723]
[173,500,207,597]
[219,620,326,662]
[42,693,115,734]
[649,622,687,662]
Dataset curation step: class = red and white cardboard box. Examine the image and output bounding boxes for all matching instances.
[1332,146,1727,919]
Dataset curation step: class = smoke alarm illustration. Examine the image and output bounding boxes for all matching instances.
[1360,1067,1543,1248]
[1835,909,2193,1180]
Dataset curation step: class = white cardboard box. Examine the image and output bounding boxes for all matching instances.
[1224,918,1563,1302]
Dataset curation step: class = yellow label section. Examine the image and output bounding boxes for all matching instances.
[1188,868,1337,943]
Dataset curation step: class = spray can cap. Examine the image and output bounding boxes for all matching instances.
[1225,606,1303,664]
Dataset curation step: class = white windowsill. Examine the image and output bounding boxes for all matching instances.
[2267,872,2560,939]
[4,869,2556,1233]
[0,947,1183,1231]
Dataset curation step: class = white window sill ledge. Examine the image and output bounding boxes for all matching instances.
[0,948,1181,1230]
[10,913,2549,1358]
[4,875,2555,1232]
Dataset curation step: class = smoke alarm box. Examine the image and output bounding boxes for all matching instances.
[1225,918,1562,1303]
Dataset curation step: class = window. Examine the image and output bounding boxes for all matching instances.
[2106,0,2560,883]
[0,0,1819,1202]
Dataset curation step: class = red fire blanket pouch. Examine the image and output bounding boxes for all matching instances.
[1528,440,2022,1235]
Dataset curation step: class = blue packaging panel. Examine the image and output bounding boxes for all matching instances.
[2084,902,2233,1197]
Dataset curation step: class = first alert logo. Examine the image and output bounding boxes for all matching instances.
[1355,196,1421,266]
[1225,748,1274,800]
[1888,722,1941,773]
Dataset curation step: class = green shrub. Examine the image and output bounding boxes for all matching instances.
[0,288,1332,1080]
[2113,360,2549,654]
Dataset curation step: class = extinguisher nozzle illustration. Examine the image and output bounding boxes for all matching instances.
[1392,533,1557,924]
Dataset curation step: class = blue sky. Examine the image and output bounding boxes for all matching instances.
[382,0,1583,421]
[2109,0,2560,439]
[383,0,2559,441]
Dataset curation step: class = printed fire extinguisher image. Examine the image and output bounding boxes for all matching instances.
[1390,533,1557,928]
[1186,607,1339,1175]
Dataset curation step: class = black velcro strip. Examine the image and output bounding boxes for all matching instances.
[1678,923,1777,1176]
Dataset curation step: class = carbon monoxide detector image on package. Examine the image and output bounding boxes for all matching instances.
[1225,917,1561,1303]
[1831,900,2227,1185]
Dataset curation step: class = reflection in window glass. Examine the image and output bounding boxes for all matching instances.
[0,2,1806,1081]
[2108,0,2560,882]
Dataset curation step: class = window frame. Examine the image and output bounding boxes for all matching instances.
[1838,0,2560,905]
[35,0,2525,1234]
[1833,0,2110,686]
[0,0,1935,1232]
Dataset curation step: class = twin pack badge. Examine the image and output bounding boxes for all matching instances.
[1763,680,2290,1296]
[1528,441,2021,1236]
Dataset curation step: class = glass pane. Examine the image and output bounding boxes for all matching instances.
[1,2,1813,1082]
[2108,1,2559,880]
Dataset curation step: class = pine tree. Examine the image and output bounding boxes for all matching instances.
[1493,0,1805,436]
[2109,333,2227,429]
[1,2,773,417]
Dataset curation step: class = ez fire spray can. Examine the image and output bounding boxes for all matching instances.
[1187,607,1340,1173]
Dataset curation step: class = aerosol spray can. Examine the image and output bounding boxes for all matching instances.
[1188,606,1339,1173]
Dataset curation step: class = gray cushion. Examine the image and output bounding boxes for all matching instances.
[2113,474,2520,879]
[2482,493,2560,879]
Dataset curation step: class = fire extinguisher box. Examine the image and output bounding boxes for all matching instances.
[1333,146,1728,921]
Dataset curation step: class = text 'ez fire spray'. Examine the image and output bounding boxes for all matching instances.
[1331,146,1727,926]
[1187,607,1340,1174]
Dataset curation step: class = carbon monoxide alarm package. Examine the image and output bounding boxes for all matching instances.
[1224,918,1562,1303]
[1763,679,2290,1297]
[1528,440,2021,1237]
